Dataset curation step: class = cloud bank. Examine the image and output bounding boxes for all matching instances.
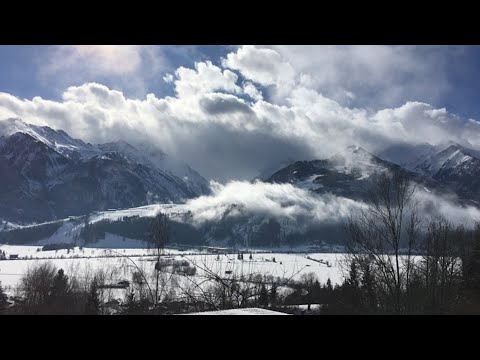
[186,181,366,226]
[183,181,480,232]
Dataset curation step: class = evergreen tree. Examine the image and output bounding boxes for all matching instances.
[325,278,334,304]
[85,277,101,315]
[361,261,376,313]
[344,260,361,311]
[311,280,322,303]
[51,269,69,297]
[49,268,71,313]
[269,283,278,307]
[0,282,8,312]
[258,284,269,307]
[326,278,333,292]
[348,261,360,289]
[465,228,480,291]
[462,226,480,312]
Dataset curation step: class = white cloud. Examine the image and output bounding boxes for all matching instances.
[373,101,480,148]
[186,180,367,226]
[243,82,263,101]
[173,61,242,97]
[163,73,174,83]
[267,45,454,108]
[415,188,480,227]
[222,45,296,88]
[183,181,480,230]
[1,77,480,181]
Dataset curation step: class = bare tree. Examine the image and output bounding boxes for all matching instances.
[345,170,419,313]
[420,216,462,313]
[149,212,169,307]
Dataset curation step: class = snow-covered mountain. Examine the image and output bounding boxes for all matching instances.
[98,141,210,196]
[378,141,480,176]
[0,118,210,223]
[378,141,480,205]
[0,118,98,160]
[265,145,439,201]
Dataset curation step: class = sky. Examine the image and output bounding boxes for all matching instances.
[1,45,480,181]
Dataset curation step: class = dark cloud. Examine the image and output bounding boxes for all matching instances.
[199,94,253,116]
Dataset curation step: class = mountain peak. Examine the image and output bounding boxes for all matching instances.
[345,145,369,155]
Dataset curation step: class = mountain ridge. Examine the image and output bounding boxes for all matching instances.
[0,118,211,223]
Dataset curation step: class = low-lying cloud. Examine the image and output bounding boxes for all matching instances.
[183,181,480,231]
[415,188,480,227]
[185,180,367,227]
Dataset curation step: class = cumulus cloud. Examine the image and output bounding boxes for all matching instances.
[222,45,295,88]
[199,93,254,116]
[373,102,480,148]
[1,86,480,182]
[173,61,241,97]
[242,81,263,101]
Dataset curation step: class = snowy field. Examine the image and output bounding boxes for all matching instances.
[184,308,289,315]
[0,245,348,296]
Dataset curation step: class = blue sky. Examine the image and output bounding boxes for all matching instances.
[0,45,236,103]
[1,45,480,181]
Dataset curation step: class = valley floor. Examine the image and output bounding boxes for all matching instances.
[0,245,347,296]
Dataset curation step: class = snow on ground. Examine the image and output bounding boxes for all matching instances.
[90,204,188,224]
[183,308,289,315]
[178,252,346,286]
[296,175,324,190]
[35,221,80,245]
[0,245,348,296]
[0,204,190,247]
[86,234,149,248]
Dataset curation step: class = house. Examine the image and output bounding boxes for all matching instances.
[9,254,19,260]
